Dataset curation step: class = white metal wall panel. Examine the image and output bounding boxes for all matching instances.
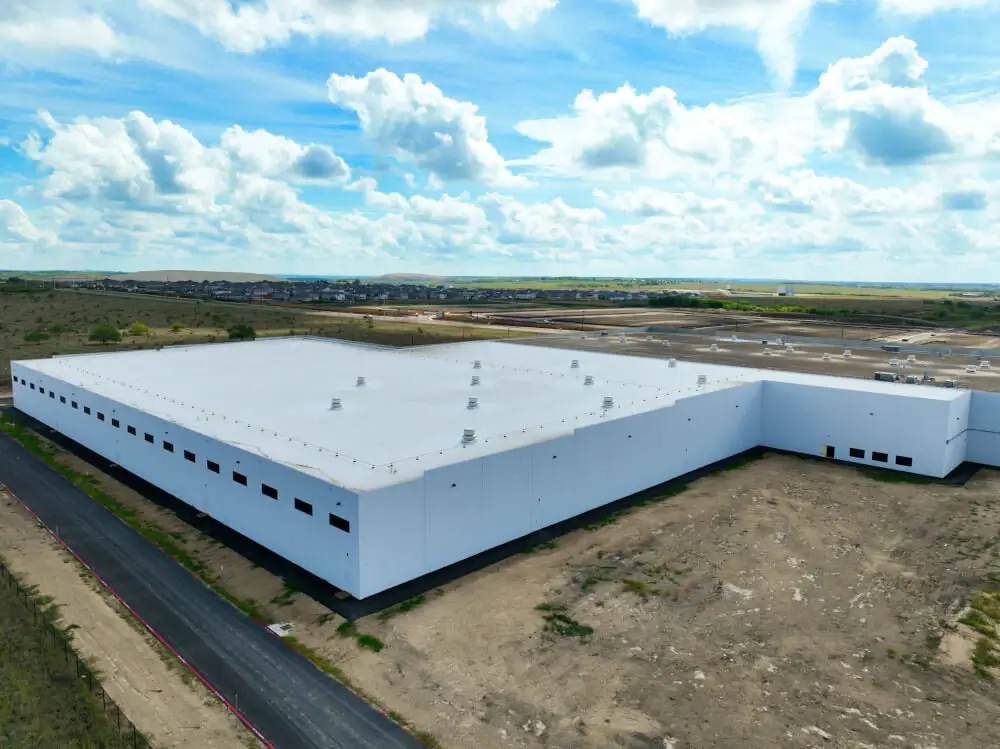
[761,381,952,477]
[357,481,427,599]
[967,391,1000,467]
[424,457,488,572]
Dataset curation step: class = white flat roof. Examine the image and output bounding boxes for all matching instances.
[14,337,963,491]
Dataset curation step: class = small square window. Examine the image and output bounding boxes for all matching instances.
[111,418,120,428]
[39,387,45,394]
[895,455,913,467]
[233,471,247,486]
[97,412,105,421]
[849,447,864,459]
[49,391,55,399]
[872,451,889,463]
[207,460,220,474]
[30,383,35,390]
[184,450,196,463]
[83,406,91,415]
[72,401,78,409]
[329,513,350,533]
[144,433,154,443]
[294,498,313,515]
[60,396,66,404]
[163,441,174,453]
[127,425,136,435]
[262,484,278,500]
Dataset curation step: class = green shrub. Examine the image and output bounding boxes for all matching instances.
[23,330,50,342]
[126,322,150,337]
[88,324,121,343]
[227,324,256,341]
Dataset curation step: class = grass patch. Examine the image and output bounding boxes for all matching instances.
[959,609,997,638]
[356,634,385,653]
[270,580,300,607]
[534,603,594,638]
[972,637,1000,678]
[519,539,558,554]
[0,562,136,748]
[376,594,427,622]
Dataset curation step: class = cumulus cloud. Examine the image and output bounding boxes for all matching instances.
[0,200,56,244]
[139,0,556,53]
[879,0,994,16]
[593,187,742,217]
[0,1,118,57]
[24,110,351,216]
[328,69,521,186]
[629,0,824,85]
[746,170,939,215]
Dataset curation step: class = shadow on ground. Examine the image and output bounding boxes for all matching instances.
[2,406,981,619]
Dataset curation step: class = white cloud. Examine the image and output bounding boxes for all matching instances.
[879,0,994,16]
[594,187,745,217]
[138,0,557,53]
[328,69,522,186]
[629,0,824,85]
[0,200,56,244]
[0,1,119,57]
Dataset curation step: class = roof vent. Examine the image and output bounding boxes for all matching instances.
[602,396,615,409]
[667,358,677,368]
[330,397,342,410]
[462,428,476,444]
[697,374,707,386]
[709,343,719,352]
[472,360,482,369]
[356,376,366,387]
[471,375,481,386]
[843,350,852,358]
[467,397,479,409]
[583,375,595,385]
[571,359,579,368]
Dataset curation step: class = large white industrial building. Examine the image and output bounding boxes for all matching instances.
[11,336,1000,599]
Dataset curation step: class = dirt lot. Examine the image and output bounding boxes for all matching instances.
[17,428,1000,749]
[0,491,254,749]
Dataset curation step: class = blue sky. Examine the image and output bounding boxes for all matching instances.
[1,0,999,281]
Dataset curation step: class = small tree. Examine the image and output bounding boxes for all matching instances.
[23,330,50,343]
[127,321,150,337]
[170,321,186,332]
[89,324,122,344]
[227,324,256,341]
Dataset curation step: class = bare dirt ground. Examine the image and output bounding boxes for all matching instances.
[28,436,1000,749]
[0,490,255,749]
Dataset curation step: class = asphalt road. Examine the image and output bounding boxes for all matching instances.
[0,432,423,749]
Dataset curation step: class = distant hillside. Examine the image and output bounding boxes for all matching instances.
[373,274,445,283]
[117,270,284,283]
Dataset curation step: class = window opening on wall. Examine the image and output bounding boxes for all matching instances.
[111,419,120,428]
[872,451,889,463]
[60,396,66,404]
[49,391,55,399]
[849,448,864,459]
[29,384,34,390]
[207,460,220,473]
[39,387,44,394]
[144,433,154,443]
[262,484,278,500]
[72,401,78,409]
[163,441,174,453]
[824,445,835,459]
[895,455,913,467]
[233,471,247,486]
[127,425,136,435]
[97,412,105,421]
[83,406,91,415]
[294,498,313,515]
[184,450,196,463]
[329,513,350,532]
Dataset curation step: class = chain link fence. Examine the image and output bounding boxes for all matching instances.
[0,557,152,749]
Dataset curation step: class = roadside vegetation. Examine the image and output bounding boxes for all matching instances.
[0,562,134,748]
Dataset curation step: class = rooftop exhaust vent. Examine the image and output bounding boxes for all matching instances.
[602,396,615,409]
[583,375,595,385]
[330,397,343,410]
[667,359,677,368]
[571,359,579,369]
[355,376,366,387]
[472,360,482,369]
[471,375,481,386]
[697,374,707,386]
[467,397,479,409]
[462,429,476,444]
[843,350,852,358]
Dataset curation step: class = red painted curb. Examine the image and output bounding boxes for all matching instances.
[0,482,276,749]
